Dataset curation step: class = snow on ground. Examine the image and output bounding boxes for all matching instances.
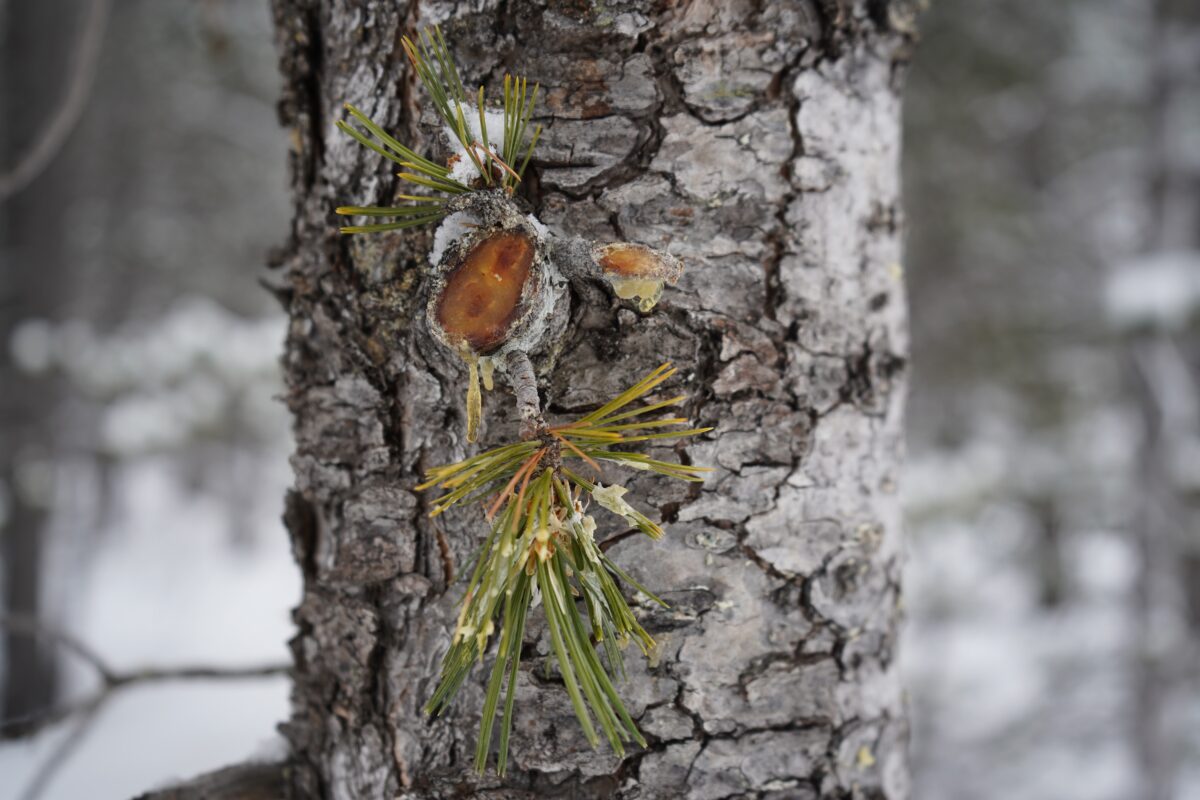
[0,680,289,800]
[1105,250,1200,332]
[902,394,1146,800]
[0,303,296,800]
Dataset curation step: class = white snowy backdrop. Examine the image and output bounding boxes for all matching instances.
[903,1,1200,798]
[1,3,295,799]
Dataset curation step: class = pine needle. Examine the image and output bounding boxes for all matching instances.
[336,26,542,231]
[419,363,709,774]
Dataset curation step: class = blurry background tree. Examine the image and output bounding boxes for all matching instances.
[904,0,1200,798]
[1,2,295,798]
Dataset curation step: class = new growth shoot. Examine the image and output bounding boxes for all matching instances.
[335,26,541,234]
[334,28,688,449]
[418,363,711,775]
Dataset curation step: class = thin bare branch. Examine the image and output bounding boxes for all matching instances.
[17,697,104,800]
[0,0,111,201]
[0,613,115,682]
[0,614,288,739]
[1,613,289,800]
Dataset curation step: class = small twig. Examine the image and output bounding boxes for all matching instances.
[1,613,115,682]
[1,613,288,800]
[0,692,100,739]
[506,349,544,440]
[17,697,104,800]
[0,660,289,740]
[0,0,111,201]
[0,614,288,739]
[105,662,291,689]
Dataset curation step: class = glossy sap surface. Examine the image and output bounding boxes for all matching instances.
[435,231,535,353]
[597,243,661,278]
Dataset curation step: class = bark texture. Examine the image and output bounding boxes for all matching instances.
[269,2,913,798]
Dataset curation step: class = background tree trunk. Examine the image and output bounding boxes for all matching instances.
[269,2,913,797]
[0,0,83,721]
[1128,1,1200,796]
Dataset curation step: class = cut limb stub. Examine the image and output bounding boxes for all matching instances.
[427,212,562,444]
[593,243,684,312]
[419,190,685,445]
[434,231,536,353]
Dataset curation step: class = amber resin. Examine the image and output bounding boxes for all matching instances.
[435,231,536,354]
[596,243,662,277]
[593,242,684,312]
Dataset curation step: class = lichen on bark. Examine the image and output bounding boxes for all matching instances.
[270,1,914,798]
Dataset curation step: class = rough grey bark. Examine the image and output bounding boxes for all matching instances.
[138,761,286,800]
[269,2,913,798]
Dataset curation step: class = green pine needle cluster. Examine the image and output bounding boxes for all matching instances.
[417,363,711,774]
[335,26,541,235]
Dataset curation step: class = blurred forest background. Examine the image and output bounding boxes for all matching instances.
[0,1,1197,799]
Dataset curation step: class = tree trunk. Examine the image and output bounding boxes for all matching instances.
[1129,1,1200,796]
[269,2,913,798]
[0,0,83,721]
